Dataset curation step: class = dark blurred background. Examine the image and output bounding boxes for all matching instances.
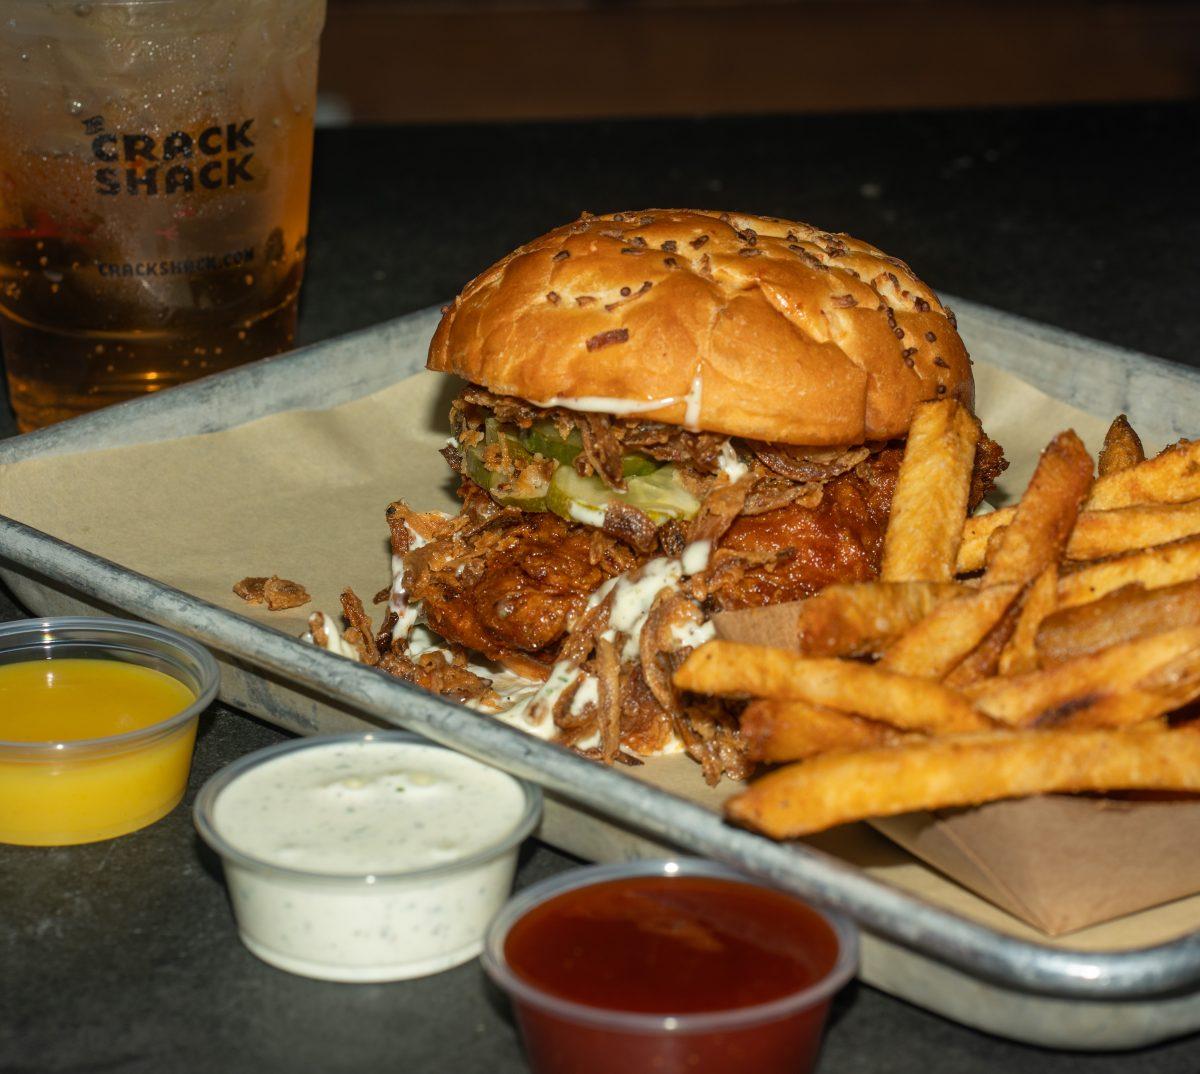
[314,0,1200,123]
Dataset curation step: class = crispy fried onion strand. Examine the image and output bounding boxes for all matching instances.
[528,563,750,783]
[749,443,871,483]
[327,586,500,709]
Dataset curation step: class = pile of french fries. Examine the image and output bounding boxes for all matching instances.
[673,402,1200,838]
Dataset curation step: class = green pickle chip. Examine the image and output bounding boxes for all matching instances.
[523,421,582,466]
[547,462,699,525]
[466,419,699,522]
[462,445,549,510]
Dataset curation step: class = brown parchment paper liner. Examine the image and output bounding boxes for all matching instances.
[2,360,1199,936]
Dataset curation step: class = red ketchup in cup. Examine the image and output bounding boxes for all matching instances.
[482,859,857,1074]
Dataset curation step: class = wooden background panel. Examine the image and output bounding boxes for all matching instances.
[318,1,1200,122]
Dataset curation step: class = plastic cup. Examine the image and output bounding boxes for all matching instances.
[482,858,858,1074]
[0,0,326,429]
[0,616,219,845]
[194,732,543,982]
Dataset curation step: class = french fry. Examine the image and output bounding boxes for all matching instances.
[962,505,1200,572]
[1046,637,1200,731]
[965,626,1200,726]
[983,524,1008,570]
[983,430,1093,587]
[958,434,1194,573]
[1034,690,1193,732]
[1033,630,1200,732]
[881,583,1020,679]
[673,640,993,734]
[794,581,962,657]
[997,565,1058,675]
[957,509,1013,573]
[725,727,1200,838]
[1057,536,1200,608]
[1065,501,1200,561]
[880,400,980,583]
[1088,438,1200,511]
[1097,415,1145,477]
[740,699,918,762]
[943,592,1026,688]
[1037,579,1200,665]
[1138,642,1200,696]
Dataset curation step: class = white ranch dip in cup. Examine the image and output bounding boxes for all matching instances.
[194,731,541,982]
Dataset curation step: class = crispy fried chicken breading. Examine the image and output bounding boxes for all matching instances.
[406,507,639,666]
[712,436,1005,608]
[711,449,902,608]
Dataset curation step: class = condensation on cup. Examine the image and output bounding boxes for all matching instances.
[0,0,326,431]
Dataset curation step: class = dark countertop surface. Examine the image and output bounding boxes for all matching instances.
[3,103,1200,1073]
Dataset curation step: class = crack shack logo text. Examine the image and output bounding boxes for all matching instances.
[87,115,256,196]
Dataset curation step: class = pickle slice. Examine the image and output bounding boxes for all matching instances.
[620,453,658,478]
[484,418,532,459]
[624,465,701,520]
[523,421,582,465]
[469,418,673,517]
[546,466,611,526]
[546,463,699,526]
[497,473,550,511]
[462,445,549,510]
[524,420,656,477]
[463,445,497,491]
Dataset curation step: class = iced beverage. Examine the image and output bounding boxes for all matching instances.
[0,0,325,430]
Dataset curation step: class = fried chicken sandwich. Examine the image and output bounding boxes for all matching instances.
[341,210,1004,781]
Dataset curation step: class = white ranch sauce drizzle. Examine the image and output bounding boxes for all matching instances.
[568,501,606,528]
[495,540,711,755]
[304,612,362,662]
[390,519,439,644]
[533,393,680,415]
[497,662,575,740]
[672,618,717,649]
[681,538,712,576]
[571,675,600,713]
[589,540,712,661]
[536,374,705,429]
[683,369,704,430]
[717,440,749,483]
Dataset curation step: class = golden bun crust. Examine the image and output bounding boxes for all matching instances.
[428,209,973,445]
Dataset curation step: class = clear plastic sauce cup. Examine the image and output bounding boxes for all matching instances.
[0,616,219,845]
[194,732,542,982]
[483,858,858,1074]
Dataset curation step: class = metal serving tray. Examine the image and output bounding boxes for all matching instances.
[3,301,1200,1051]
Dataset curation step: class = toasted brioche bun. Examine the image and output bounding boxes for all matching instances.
[428,209,973,445]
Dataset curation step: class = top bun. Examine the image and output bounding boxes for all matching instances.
[428,209,973,445]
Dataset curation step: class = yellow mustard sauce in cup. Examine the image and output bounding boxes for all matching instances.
[0,618,219,846]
